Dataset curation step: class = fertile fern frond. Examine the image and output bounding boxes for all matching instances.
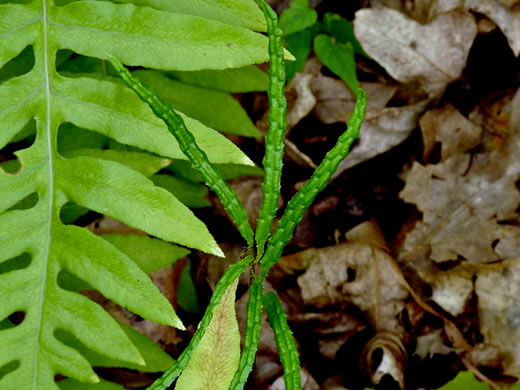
[0,0,271,388]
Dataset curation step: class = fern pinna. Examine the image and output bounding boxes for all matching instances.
[0,0,273,388]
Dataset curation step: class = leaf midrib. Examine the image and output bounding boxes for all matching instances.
[33,0,54,387]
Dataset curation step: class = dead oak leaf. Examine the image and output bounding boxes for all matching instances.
[412,259,520,377]
[466,0,520,56]
[420,104,483,162]
[399,156,519,263]
[476,260,520,378]
[296,242,409,335]
[377,0,520,55]
[354,7,477,98]
[399,89,520,264]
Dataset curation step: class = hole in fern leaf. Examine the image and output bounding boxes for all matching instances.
[1,119,37,173]
[57,269,93,292]
[0,45,34,84]
[0,360,20,382]
[57,52,108,75]
[60,202,95,225]
[0,311,25,332]
[8,118,36,146]
[57,123,110,156]
[1,309,26,329]
[7,192,39,211]
[0,158,21,174]
[0,317,14,330]
[8,311,25,326]
[0,253,31,275]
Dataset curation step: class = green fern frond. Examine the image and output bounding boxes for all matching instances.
[0,0,272,388]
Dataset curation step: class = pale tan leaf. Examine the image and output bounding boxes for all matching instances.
[476,260,520,377]
[466,0,520,56]
[296,242,409,334]
[286,73,316,130]
[419,105,483,162]
[354,8,477,98]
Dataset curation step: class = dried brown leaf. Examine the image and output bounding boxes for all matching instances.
[354,8,477,98]
[287,73,316,130]
[476,260,520,377]
[345,219,391,252]
[399,89,520,264]
[363,332,407,389]
[420,105,483,162]
[296,242,409,334]
[414,329,454,358]
[466,0,520,56]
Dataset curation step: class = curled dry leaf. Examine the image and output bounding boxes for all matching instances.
[295,242,409,335]
[256,353,283,387]
[466,343,502,370]
[321,376,349,390]
[345,219,390,252]
[363,332,407,389]
[354,8,477,98]
[469,91,515,152]
[399,88,520,264]
[284,73,319,168]
[284,138,318,169]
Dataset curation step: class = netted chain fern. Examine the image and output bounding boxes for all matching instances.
[254,0,288,260]
[0,0,274,389]
[263,291,301,390]
[229,279,264,390]
[110,1,367,389]
[259,89,366,279]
